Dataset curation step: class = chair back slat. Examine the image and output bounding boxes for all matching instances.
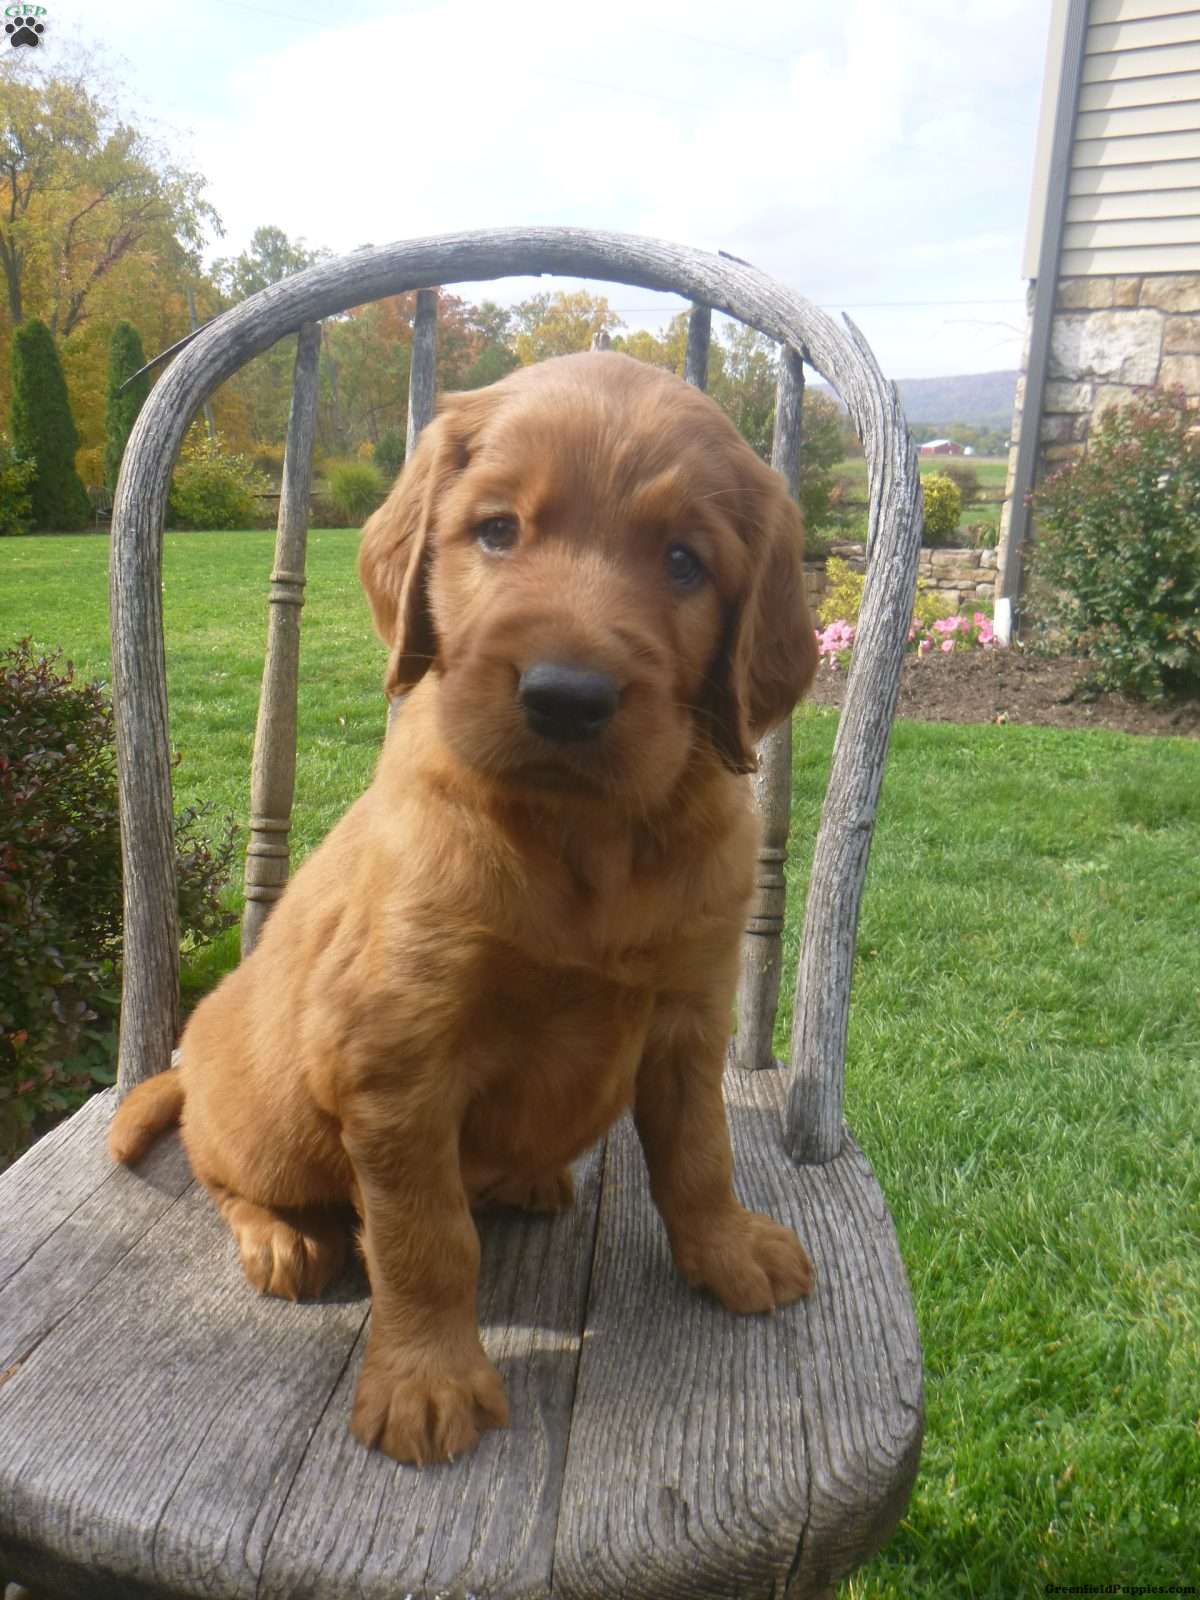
[241,320,323,956]
[684,303,711,390]
[406,288,438,451]
[730,347,805,1074]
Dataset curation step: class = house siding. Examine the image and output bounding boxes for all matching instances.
[1024,2,1200,277]
[999,0,1200,624]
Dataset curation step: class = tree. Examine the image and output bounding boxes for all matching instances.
[795,392,848,529]
[511,290,624,364]
[10,317,91,529]
[215,227,328,450]
[102,320,147,491]
[212,224,326,303]
[0,69,217,337]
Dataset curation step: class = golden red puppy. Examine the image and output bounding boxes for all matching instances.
[109,351,819,1465]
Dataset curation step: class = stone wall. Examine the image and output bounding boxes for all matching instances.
[997,272,1200,587]
[804,543,998,617]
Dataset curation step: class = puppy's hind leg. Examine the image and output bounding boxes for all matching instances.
[208,1184,349,1301]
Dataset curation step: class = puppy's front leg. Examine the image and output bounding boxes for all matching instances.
[634,998,813,1312]
[342,1087,508,1463]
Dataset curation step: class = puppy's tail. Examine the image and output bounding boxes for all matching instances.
[108,1064,185,1165]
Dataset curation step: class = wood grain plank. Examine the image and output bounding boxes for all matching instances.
[0,1093,117,1289]
[0,1165,368,1599]
[554,1074,922,1600]
[257,1144,603,1599]
[0,1106,192,1374]
[0,1113,604,1600]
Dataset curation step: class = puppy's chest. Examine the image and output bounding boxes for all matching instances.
[520,832,749,987]
[458,949,653,1171]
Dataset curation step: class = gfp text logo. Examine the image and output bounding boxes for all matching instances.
[5,6,47,47]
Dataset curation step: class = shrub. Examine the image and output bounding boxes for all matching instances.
[103,321,150,492]
[0,438,36,537]
[10,318,92,531]
[922,472,963,545]
[252,443,285,483]
[1030,388,1200,699]
[940,460,979,505]
[169,429,270,530]
[0,641,237,1159]
[816,556,866,627]
[327,459,385,523]
[374,429,405,480]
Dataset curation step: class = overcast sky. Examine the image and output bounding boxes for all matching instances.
[52,0,1052,380]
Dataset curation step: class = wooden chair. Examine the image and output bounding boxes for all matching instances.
[0,230,924,1600]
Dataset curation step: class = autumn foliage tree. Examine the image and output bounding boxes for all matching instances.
[102,321,148,491]
[0,69,215,337]
[10,318,91,530]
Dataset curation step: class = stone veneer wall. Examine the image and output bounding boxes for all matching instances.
[997,273,1200,589]
[804,543,998,616]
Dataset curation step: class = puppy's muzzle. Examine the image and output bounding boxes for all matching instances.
[518,661,619,744]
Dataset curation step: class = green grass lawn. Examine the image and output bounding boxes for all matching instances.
[3,530,1198,1595]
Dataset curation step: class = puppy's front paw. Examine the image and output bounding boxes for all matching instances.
[674,1208,813,1314]
[351,1341,509,1464]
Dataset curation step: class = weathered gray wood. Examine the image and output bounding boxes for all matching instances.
[241,321,322,956]
[405,287,438,455]
[0,1110,602,1599]
[732,347,806,1074]
[684,302,711,389]
[0,1092,192,1374]
[786,339,922,1163]
[0,1081,918,1599]
[109,229,923,1106]
[555,1068,922,1598]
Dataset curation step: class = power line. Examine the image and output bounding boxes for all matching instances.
[601,298,1027,314]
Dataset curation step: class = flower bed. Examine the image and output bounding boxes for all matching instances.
[816,610,997,671]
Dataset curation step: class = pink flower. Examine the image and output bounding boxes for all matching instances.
[941,639,955,653]
[917,637,932,656]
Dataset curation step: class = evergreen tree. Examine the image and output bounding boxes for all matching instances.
[10,320,91,531]
[103,322,150,491]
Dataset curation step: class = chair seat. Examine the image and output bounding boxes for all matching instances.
[0,1072,921,1600]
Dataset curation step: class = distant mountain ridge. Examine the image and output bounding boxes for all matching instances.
[814,370,1018,428]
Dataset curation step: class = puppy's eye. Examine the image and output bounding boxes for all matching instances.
[665,542,705,590]
[475,515,518,553]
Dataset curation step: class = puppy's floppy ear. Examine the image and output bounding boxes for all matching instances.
[357,390,494,697]
[707,482,818,774]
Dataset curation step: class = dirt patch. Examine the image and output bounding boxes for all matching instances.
[807,649,1200,739]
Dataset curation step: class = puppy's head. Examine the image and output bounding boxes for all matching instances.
[359,352,816,807]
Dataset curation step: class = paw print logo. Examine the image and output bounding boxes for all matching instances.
[5,14,45,47]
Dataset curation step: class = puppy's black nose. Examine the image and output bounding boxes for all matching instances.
[518,661,619,743]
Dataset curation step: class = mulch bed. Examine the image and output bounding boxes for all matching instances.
[807,649,1200,739]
